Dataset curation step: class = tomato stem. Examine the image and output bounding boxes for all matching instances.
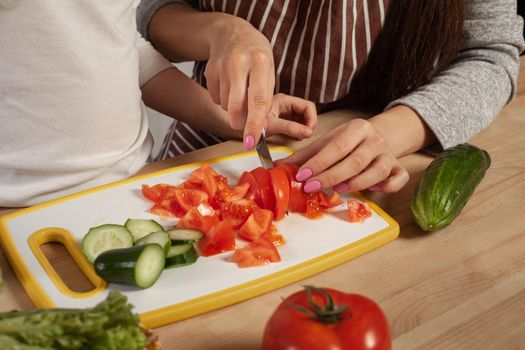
[288,286,350,325]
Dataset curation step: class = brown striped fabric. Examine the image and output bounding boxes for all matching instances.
[155,0,389,160]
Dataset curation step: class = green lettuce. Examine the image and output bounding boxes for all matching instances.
[0,291,146,350]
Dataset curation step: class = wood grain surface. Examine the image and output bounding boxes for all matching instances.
[1,57,524,350]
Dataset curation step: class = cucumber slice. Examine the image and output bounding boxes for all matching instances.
[82,224,133,263]
[165,244,199,268]
[167,228,204,242]
[125,218,165,242]
[135,231,171,253]
[94,244,165,288]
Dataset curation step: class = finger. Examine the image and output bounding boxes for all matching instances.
[281,126,341,167]
[204,67,220,105]
[333,154,393,193]
[370,163,410,193]
[303,139,380,192]
[267,117,313,140]
[244,65,271,149]
[227,74,248,130]
[219,79,230,112]
[298,124,369,184]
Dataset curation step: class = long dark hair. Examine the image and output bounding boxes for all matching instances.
[345,0,465,111]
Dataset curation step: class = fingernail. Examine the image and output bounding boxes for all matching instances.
[296,168,313,182]
[334,183,349,192]
[244,135,255,150]
[304,180,321,193]
[368,185,382,192]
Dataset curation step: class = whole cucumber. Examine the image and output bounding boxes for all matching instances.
[411,143,491,231]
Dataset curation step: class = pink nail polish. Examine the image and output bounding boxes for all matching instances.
[368,185,382,192]
[304,180,321,193]
[334,183,349,192]
[244,135,255,150]
[296,168,313,182]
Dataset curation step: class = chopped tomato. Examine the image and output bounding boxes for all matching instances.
[304,193,326,219]
[141,184,171,202]
[220,199,260,229]
[150,203,177,217]
[276,163,299,183]
[251,167,276,213]
[238,209,273,242]
[211,182,250,209]
[198,218,236,256]
[232,239,281,268]
[181,164,222,198]
[238,171,264,207]
[268,167,290,221]
[276,163,307,213]
[174,189,209,213]
[177,203,220,234]
[262,225,286,247]
[347,199,372,223]
[326,191,343,208]
[214,174,229,191]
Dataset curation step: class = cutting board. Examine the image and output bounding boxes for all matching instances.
[0,147,398,328]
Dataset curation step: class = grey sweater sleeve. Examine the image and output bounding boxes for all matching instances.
[136,0,197,40]
[387,0,525,149]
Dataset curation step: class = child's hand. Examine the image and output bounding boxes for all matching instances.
[281,118,409,193]
[265,94,317,140]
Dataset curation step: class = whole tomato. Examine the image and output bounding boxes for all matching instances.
[262,286,391,350]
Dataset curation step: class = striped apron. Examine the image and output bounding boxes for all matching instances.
[155,0,389,160]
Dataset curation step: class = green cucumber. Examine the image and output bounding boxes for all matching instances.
[94,244,165,288]
[165,244,199,268]
[411,143,491,231]
[82,224,133,263]
[167,228,204,244]
[135,231,171,253]
[125,218,165,242]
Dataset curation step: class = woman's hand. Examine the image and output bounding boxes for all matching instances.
[205,17,275,149]
[265,94,317,140]
[281,118,410,193]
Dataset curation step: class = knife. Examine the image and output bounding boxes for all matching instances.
[255,128,275,169]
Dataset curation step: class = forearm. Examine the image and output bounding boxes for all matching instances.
[141,67,242,139]
[369,105,437,158]
[148,3,247,62]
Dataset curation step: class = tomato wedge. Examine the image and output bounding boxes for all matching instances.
[347,199,372,223]
[268,167,290,220]
[174,189,209,213]
[232,239,281,268]
[251,167,276,213]
[141,183,171,202]
[177,203,220,234]
[198,218,236,256]
[181,164,222,198]
[211,182,250,209]
[220,199,260,229]
[238,171,264,207]
[238,209,273,242]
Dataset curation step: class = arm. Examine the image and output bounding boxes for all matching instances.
[137,1,275,150]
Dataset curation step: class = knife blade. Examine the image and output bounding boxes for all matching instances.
[255,128,275,169]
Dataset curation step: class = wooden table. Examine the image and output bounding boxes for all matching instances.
[2,57,525,350]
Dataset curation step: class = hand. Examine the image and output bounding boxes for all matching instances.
[265,94,317,140]
[205,18,275,149]
[281,118,410,193]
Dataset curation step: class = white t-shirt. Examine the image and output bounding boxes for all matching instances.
[0,1,172,207]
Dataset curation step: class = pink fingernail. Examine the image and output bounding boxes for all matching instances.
[296,168,313,182]
[244,135,255,150]
[334,183,349,192]
[368,185,382,192]
[304,180,321,193]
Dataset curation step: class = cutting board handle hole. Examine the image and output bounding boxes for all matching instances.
[40,242,95,293]
[28,228,107,298]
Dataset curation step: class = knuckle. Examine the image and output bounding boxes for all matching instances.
[350,152,368,171]
[250,94,269,109]
[322,173,339,187]
[333,138,349,154]
[251,50,271,65]
[308,158,327,173]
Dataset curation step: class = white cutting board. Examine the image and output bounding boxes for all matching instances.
[0,147,398,328]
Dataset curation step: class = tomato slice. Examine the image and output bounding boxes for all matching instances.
[276,163,307,213]
[232,239,281,268]
[238,171,264,207]
[220,199,260,229]
[268,167,290,220]
[250,167,276,213]
[173,189,209,213]
[181,164,222,198]
[177,203,220,234]
[276,163,299,183]
[198,218,236,256]
[238,209,273,242]
[347,199,372,223]
[211,182,250,209]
